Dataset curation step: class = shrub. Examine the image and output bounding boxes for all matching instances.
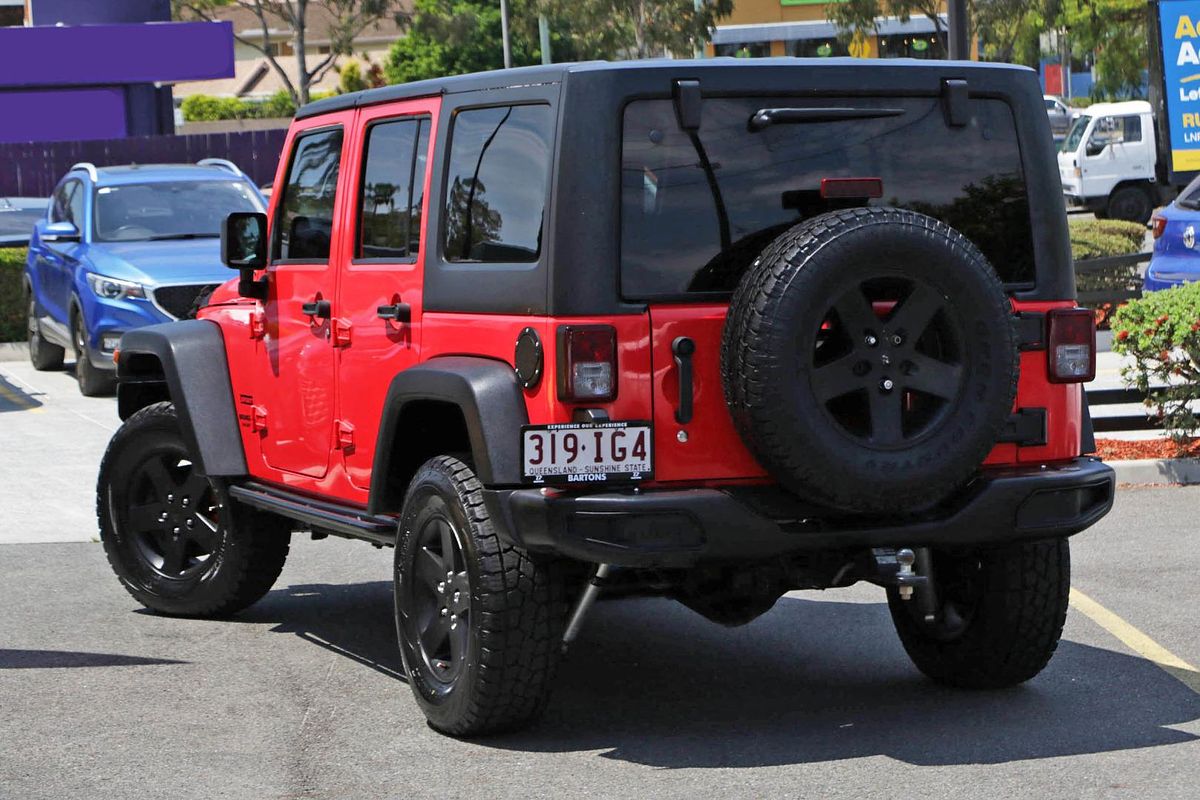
[1111,280,1200,442]
[0,247,28,343]
[1069,217,1148,328]
[1069,218,1146,254]
[181,90,296,122]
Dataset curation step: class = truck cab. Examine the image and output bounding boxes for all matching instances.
[1058,100,1169,223]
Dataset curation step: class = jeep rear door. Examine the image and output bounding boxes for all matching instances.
[620,94,1039,482]
[334,96,439,491]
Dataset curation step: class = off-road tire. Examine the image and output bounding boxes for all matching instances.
[1107,185,1153,225]
[98,401,291,617]
[395,455,568,737]
[72,309,116,397]
[722,207,1019,514]
[26,289,64,371]
[887,538,1070,688]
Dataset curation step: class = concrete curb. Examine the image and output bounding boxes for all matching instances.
[0,341,28,362]
[1109,458,1200,486]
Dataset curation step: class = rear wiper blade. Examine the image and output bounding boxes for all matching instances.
[748,107,906,132]
[147,233,219,241]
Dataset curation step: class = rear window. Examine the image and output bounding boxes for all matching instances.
[620,96,1034,299]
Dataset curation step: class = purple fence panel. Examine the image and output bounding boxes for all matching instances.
[0,129,287,197]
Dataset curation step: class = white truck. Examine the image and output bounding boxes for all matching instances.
[1058,100,1174,223]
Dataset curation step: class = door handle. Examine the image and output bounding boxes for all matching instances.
[301,299,331,319]
[377,302,411,323]
[672,336,695,425]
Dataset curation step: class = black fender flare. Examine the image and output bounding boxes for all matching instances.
[116,320,247,477]
[369,357,528,514]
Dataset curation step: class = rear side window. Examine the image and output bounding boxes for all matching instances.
[358,117,430,259]
[442,104,552,263]
[620,96,1034,298]
[274,126,343,261]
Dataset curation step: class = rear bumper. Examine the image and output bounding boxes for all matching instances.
[483,458,1115,567]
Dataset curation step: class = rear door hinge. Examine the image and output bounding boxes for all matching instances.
[238,402,268,434]
[249,307,266,339]
[332,318,352,347]
[336,420,355,452]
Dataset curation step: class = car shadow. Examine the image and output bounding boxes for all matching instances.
[0,648,184,669]
[0,374,44,412]
[238,581,1200,768]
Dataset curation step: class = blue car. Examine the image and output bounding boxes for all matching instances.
[24,160,265,395]
[1145,174,1200,293]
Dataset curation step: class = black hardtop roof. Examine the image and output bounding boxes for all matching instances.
[295,57,1034,120]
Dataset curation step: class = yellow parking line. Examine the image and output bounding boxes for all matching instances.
[1070,587,1200,695]
[0,380,38,411]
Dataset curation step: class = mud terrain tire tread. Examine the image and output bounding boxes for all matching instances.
[396,455,568,737]
[722,207,1019,513]
[98,401,291,617]
[888,538,1070,688]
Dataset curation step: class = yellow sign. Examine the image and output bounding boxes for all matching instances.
[848,31,869,58]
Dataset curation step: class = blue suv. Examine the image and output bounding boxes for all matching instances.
[24,160,265,395]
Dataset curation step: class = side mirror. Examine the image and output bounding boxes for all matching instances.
[42,221,80,242]
[221,211,267,269]
[1085,138,1106,157]
[221,211,268,300]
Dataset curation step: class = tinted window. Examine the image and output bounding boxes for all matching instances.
[93,181,262,242]
[621,96,1034,298]
[443,104,552,263]
[358,117,429,259]
[275,127,343,261]
[1178,173,1200,209]
[50,180,82,225]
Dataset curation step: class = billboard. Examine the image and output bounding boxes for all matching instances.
[1158,0,1200,177]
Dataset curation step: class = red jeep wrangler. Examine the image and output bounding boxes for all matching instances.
[98,60,1114,736]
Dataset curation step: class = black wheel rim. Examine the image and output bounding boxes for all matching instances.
[406,514,471,685]
[121,447,221,579]
[810,276,965,450]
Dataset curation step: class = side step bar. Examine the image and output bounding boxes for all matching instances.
[228,481,397,546]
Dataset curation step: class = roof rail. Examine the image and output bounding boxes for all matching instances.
[69,162,98,181]
[197,158,243,176]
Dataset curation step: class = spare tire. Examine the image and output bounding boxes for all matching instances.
[722,207,1018,514]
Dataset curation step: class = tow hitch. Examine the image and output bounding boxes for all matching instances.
[873,547,938,623]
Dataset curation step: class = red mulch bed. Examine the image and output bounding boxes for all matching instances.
[1095,437,1200,460]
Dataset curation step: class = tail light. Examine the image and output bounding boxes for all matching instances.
[557,325,616,401]
[1047,308,1096,383]
[1152,215,1167,239]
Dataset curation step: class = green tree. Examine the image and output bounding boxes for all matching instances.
[385,0,733,86]
[338,59,369,93]
[556,0,734,59]
[173,0,410,105]
[1063,0,1147,99]
[385,0,533,84]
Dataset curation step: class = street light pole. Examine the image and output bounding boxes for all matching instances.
[500,0,512,69]
[539,14,551,64]
[948,0,969,60]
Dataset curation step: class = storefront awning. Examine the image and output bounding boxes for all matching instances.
[712,14,947,45]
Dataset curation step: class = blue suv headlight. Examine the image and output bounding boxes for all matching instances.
[86,273,145,300]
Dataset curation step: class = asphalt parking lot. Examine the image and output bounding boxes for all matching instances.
[3,354,1200,799]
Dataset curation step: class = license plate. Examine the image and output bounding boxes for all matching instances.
[521,422,652,484]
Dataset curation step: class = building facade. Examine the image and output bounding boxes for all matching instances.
[709,0,956,61]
